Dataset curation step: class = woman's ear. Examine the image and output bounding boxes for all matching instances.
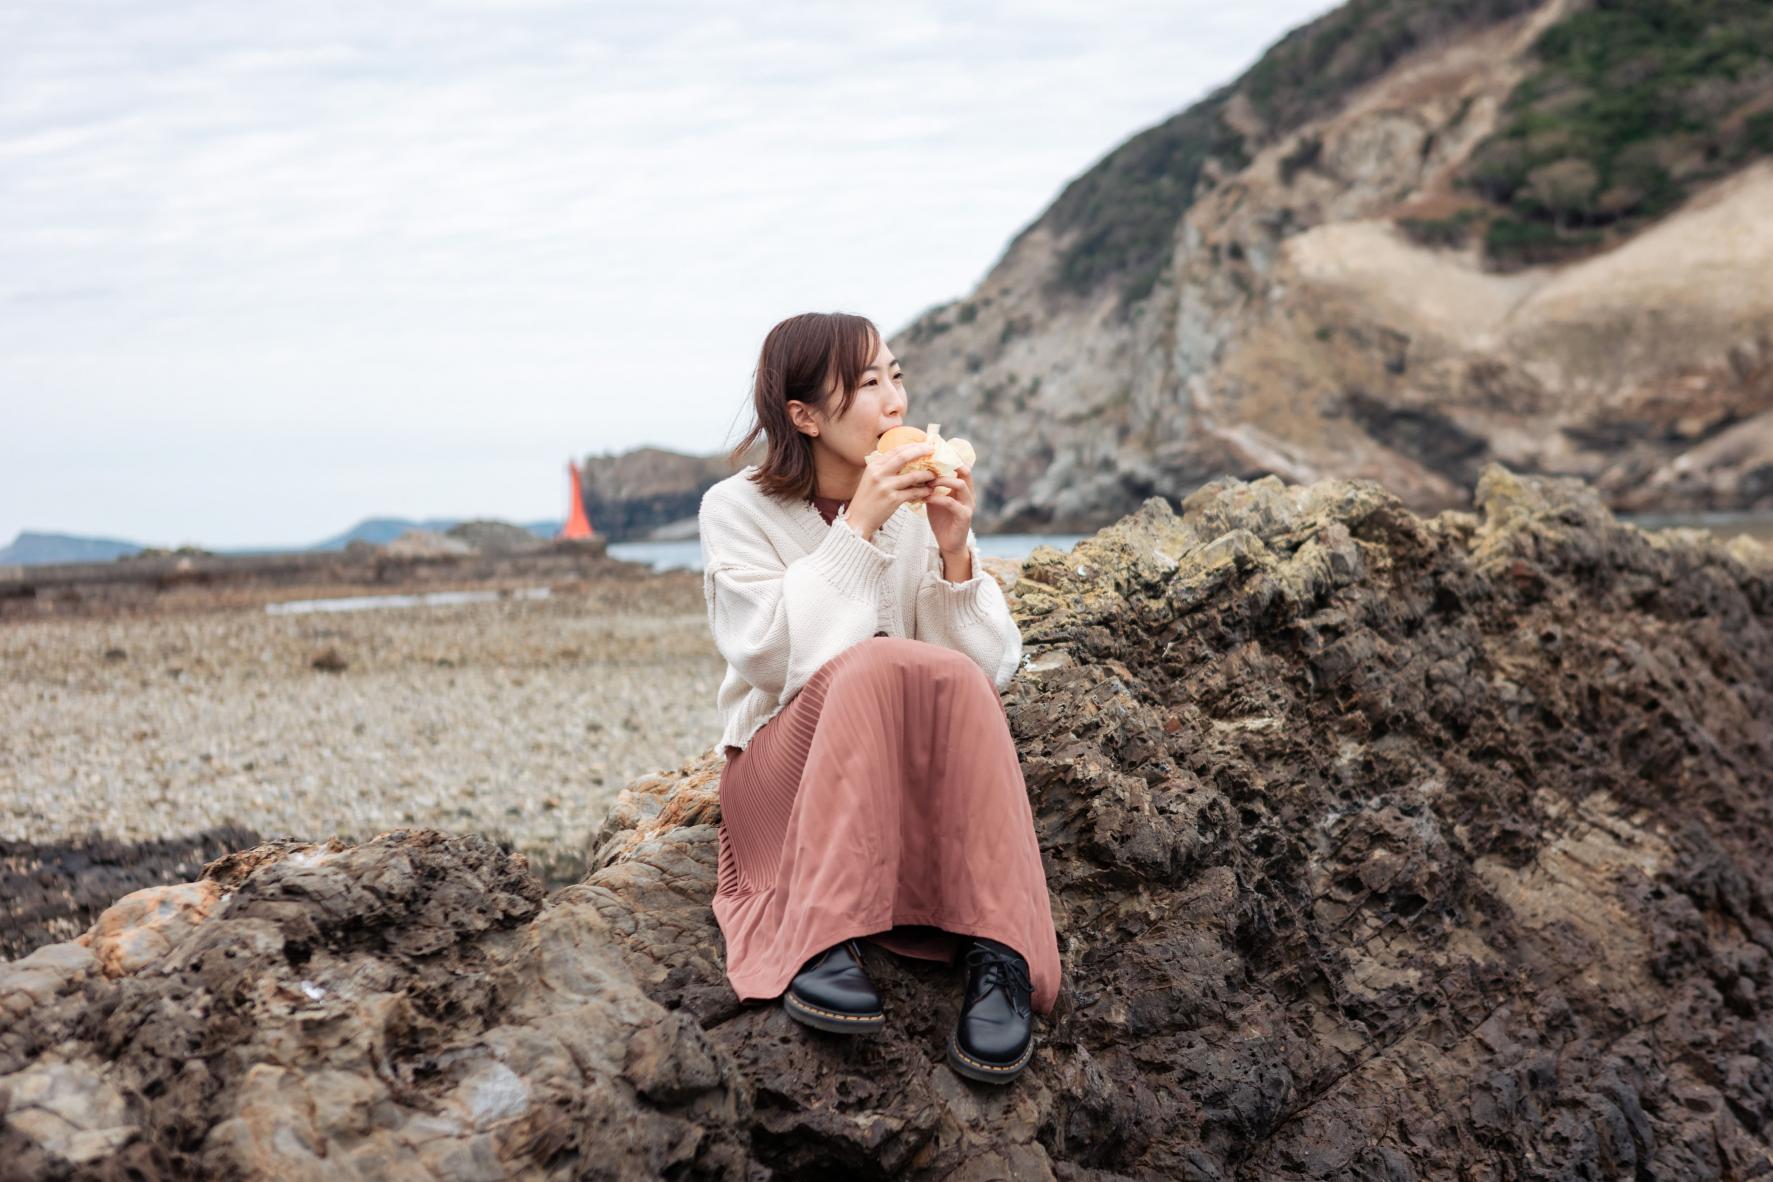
[785,400,818,437]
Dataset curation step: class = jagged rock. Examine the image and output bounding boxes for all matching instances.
[0,831,752,1180]
[4,463,1771,1178]
[383,529,476,558]
[77,880,225,979]
[444,520,547,553]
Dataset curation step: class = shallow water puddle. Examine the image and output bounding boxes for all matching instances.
[266,586,552,615]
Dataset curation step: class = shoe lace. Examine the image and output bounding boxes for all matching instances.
[964,945,1033,1017]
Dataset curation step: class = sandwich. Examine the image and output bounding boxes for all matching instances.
[871,424,976,515]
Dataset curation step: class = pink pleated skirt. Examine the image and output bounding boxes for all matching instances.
[713,635,1061,1015]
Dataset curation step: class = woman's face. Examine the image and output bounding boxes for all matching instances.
[789,337,907,466]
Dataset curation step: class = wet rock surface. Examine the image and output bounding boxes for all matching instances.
[4,462,1772,1178]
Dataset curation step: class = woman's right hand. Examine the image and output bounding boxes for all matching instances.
[845,441,937,541]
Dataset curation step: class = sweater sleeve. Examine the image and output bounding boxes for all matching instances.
[911,528,1023,690]
[700,490,893,706]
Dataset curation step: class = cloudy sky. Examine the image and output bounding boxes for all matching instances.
[2,0,1335,548]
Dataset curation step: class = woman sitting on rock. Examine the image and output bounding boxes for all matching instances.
[696,310,1062,1084]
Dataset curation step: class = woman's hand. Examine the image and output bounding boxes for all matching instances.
[845,440,937,541]
[923,462,975,558]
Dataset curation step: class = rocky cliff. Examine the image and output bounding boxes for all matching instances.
[578,445,761,542]
[5,463,1771,1178]
[892,0,1773,530]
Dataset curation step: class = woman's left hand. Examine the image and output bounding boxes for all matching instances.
[922,462,975,555]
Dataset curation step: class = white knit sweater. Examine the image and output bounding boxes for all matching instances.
[698,464,1024,752]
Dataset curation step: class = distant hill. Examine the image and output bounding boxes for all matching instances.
[0,518,566,567]
[0,531,144,566]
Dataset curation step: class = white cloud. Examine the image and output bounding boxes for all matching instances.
[0,0,1336,547]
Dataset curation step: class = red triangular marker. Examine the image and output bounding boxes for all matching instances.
[559,461,596,539]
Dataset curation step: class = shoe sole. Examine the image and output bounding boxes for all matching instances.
[945,1029,1033,1082]
[783,989,885,1033]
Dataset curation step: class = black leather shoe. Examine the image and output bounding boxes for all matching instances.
[947,937,1034,1082]
[783,938,885,1032]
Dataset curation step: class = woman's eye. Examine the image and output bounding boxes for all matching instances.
[893,372,904,381]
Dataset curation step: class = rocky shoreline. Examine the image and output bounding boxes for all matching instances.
[1,567,724,944]
[3,463,1773,1177]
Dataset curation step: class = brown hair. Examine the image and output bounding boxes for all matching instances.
[727,311,882,502]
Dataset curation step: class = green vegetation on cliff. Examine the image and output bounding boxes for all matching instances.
[1239,0,1542,131]
[1040,95,1246,313]
[1459,0,1773,267]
